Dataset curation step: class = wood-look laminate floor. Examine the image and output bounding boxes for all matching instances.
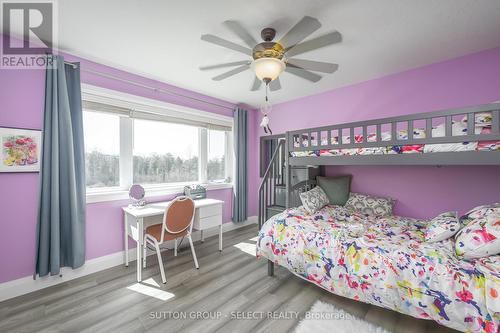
[0,225,459,333]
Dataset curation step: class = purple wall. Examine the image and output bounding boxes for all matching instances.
[259,47,500,218]
[0,41,259,283]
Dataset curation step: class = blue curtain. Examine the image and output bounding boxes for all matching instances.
[232,107,248,222]
[35,55,86,277]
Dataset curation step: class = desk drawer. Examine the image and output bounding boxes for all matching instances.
[196,204,222,219]
[194,214,222,230]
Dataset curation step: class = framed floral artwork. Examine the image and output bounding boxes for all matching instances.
[0,127,42,173]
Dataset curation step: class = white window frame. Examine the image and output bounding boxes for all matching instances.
[82,84,233,204]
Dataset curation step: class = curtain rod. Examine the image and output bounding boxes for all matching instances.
[62,60,235,111]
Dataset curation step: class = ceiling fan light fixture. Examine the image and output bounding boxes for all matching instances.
[252,57,285,82]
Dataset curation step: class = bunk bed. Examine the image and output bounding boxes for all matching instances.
[257,102,500,333]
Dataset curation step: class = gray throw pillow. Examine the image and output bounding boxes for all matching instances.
[316,175,352,206]
[299,186,329,214]
[345,192,395,217]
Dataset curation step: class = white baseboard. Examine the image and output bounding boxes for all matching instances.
[0,216,257,302]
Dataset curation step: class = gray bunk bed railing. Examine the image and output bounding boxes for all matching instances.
[285,102,500,166]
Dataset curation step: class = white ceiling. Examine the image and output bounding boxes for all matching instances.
[52,1,500,107]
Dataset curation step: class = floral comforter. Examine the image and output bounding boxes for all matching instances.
[256,205,500,333]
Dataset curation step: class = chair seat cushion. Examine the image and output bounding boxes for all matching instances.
[146,224,188,242]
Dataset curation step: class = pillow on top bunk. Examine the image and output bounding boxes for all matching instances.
[455,212,500,259]
[299,186,329,214]
[345,192,395,217]
[316,175,352,206]
[424,211,460,242]
[459,203,500,227]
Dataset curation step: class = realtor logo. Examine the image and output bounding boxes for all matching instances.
[1,0,57,69]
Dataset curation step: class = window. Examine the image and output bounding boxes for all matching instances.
[133,119,199,184]
[82,89,233,196]
[207,129,228,182]
[83,111,120,188]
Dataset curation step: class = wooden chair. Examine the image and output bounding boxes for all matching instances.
[143,196,199,284]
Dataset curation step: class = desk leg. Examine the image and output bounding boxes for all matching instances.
[219,224,223,251]
[137,218,143,282]
[200,230,204,242]
[124,214,129,267]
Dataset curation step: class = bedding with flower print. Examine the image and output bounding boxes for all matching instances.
[477,128,500,151]
[257,205,500,333]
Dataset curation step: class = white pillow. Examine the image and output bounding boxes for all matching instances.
[459,203,500,227]
[424,211,460,242]
[455,213,500,259]
[299,186,329,214]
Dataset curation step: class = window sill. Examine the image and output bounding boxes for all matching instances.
[86,183,233,204]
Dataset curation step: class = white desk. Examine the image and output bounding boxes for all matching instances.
[122,198,224,282]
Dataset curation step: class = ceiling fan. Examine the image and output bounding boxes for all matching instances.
[199,16,342,92]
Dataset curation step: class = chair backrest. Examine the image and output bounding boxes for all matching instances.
[161,196,195,242]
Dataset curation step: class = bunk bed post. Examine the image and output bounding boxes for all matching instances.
[268,260,274,276]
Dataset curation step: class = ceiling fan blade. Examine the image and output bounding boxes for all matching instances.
[269,77,281,91]
[285,31,342,57]
[278,16,321,49]
[251,77,262,91]
[285,66,322,82]
[223,20,257,48]
[201,34,252,56]
[286,59,338,73]
[212,64,250,81]
[200,60,251,71]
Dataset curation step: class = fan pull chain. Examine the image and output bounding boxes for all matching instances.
[265,82,269,103]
